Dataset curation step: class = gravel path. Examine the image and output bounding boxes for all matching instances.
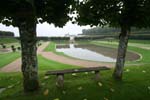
[0,42,114,72]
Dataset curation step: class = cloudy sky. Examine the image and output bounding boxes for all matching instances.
[0,21,90,37]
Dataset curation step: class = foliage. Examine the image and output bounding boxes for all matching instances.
[75,0,150,80]
[1,44,6,49]
[0,31,14,37]
[0,0,76,92]
[76,0,150,28]
[50,37,70,41]
[0,0,75,27]
[17,47,21,51]
[82,27,150,35]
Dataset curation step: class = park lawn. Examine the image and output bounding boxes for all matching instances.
[0,40,150,100]
[38,55,80,71]
[0,64,150,100]
[0,52,20,68]
[44,42,56,52]
[129,40,150,44]
[5,43,21,48]
[44,42,69,56]
[0,38,19,44]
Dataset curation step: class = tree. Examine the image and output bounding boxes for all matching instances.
[0,0,74,92]
[75,0,150,80]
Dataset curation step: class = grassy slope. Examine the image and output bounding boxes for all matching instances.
[129,40,150,44]
[38,55,80,71]
[0,38,21,68]
[0,38,19,44]
[0,40,150,100]
[0,52,20,68]
[0,65,150,100]
[44,42,68,56]
[44,42,56,52]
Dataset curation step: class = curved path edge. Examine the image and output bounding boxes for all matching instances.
[0,42,114,72]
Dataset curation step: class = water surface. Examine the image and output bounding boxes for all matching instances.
[56,44,116,62]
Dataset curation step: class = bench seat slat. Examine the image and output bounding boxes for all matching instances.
[45,66,110,75]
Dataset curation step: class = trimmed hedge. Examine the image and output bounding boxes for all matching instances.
[0,31,14,37]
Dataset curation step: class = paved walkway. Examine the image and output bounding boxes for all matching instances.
[0,42,114,72]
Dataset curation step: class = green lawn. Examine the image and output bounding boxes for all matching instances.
[0,40,150,100]
[0,52,20,68]
[44,42,56,52]
[0,38,19,44]
[0,64,150,100]
[38,55,80,71]
[44,42,68,56]
[129,40,150,44]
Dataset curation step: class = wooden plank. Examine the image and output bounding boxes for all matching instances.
[56,74,64,87]
[94,70,100,81]
[45,66,110,75]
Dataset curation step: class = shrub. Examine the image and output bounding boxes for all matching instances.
[11,45,16,52]
[2,44,6,49]
[17,47,21,51]
[12,48,16,52]
[11,45,15,49]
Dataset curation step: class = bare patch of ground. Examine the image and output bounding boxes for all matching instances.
[0,58,21,72]
[0,48,12,54]
[75,44,140,61]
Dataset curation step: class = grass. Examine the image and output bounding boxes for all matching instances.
[44,42,69,56]
[0,40,150,100]
[129,40,150,44]
[0,65,150,100]
[0,38,19,44]
[127,46,150,64]
[38,55,80,71]
[44,42,56,52]
[0,52,20,68]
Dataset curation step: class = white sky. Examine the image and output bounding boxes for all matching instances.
[0,21,90,37]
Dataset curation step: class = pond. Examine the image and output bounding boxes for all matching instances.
[56,44,115,62]
[56,44,140,62]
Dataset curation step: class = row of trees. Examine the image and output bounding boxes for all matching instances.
[82,27,150,35]
[0,31,14,37]
[0,0,150,93]
[82,27,120,35]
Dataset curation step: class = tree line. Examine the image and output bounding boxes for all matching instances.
[82,27,150,35]
[0,31,14,37]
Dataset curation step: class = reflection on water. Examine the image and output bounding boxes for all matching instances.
[56,44,116,62]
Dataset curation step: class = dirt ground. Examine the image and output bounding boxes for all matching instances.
[0,42,114,72]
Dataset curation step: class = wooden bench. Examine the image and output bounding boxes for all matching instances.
[45,66,110,87]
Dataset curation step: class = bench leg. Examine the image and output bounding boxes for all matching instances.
[94,71,100,81]
[56,74,64,88]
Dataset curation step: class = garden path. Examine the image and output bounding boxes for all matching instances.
[0,42,114,72]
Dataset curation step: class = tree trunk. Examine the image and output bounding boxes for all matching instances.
[19,21,39,92]
[113,26,130,80]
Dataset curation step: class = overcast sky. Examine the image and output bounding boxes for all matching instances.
[0,21,90,37]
